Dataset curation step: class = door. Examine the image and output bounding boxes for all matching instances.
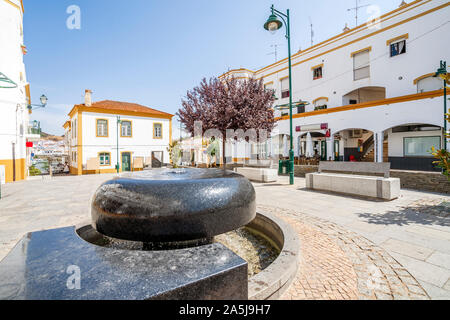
[122,152,131,172]
[152,151,163,168]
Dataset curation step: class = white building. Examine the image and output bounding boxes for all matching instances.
[0,0,39,183]
[220,0,449,172]
[64,90,173,175]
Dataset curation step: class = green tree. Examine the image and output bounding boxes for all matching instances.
[431,109,449,180]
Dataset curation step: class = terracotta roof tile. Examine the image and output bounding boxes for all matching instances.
[75,100,173,117]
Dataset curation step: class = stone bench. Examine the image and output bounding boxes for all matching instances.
[305,162,400,200]
[246,159,274,168]
[234,167,278,183]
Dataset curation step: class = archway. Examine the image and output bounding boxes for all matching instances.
[382,123,444,172]
[333,128,375,162]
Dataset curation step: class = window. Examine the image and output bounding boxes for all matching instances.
[353,49,370,80]
[349,99,358,105]
[313,98,328,111]
[297,105,305,114]
[280,77,289,98]
[390,40,406,57]
[404,136,441,157]
[97,119,108,137]
[416,76,443,93]
[264,82,276,98]
[313,67,323,80]
[74,119,77,139]
[99,152,111,166]
[264,82,274,91]
[121,120,132,137]
[153,123,162,139]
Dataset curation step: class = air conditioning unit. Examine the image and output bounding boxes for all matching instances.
[350,129,363,138]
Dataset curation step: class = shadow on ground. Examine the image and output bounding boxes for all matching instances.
[296,187,385,202]
[356,204,450,227]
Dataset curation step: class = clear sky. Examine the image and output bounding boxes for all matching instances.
[24,0,402,136]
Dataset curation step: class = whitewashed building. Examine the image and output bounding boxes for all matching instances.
[220,0,449,172]
[64,90,173,175]
[0,0,39,183]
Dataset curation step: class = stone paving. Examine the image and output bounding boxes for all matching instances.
[254,177,450,300]
[0,173,449,299]
[259,206,429,300]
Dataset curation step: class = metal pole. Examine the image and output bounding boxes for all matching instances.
[445,78,448,151]
[287,9,294,185]
[116,116,120,174]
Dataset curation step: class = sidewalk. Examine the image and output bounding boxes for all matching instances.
[254,176,450,299]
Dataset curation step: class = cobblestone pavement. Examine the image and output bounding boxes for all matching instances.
[259,206,429,300]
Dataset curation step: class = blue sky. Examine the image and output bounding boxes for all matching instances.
[24,0,401,136]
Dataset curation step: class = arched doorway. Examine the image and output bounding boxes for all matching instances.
[333,128,374,162]
[297,132,327,162]
[383,123,444,171]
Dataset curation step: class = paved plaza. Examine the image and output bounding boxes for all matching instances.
[0,173,449,299]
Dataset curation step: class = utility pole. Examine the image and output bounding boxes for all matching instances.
[116,116,121,174]
[347,0,370,27]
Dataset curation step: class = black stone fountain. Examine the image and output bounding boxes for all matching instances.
[0,169,259,300]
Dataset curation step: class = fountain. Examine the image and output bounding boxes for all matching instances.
[0,168,299,300]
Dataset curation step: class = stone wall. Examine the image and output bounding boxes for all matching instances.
[390,170,449,194]
[285,165,449,194]
[293,165,319,177]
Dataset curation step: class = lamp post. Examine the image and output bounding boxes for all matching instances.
[434,60,449,151]
[27,94,48,111]
[264,4,295,185]
[116,116,122,174]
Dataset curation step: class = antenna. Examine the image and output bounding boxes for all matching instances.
[267,44,282,62]
[309,17,314,47]
[347,0,371,27]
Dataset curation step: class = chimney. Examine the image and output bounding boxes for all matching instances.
[343,23,350,32]
[84,89,92,107]
[399,1,407,7]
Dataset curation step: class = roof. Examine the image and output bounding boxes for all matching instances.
[68,100,174,119]
[63,121,70,129]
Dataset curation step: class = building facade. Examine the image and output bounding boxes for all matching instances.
[220,0,450,172]
[0,0,39,183]
[64,90,173,175]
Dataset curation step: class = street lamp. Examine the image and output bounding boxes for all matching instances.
[116,116,122,174]
[434,60,449,151]
[27,94,48,111]
[264,5,295,185]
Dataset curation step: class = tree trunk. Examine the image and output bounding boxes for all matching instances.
[222,133,226,170]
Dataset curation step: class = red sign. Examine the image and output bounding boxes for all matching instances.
[26,142,33,148]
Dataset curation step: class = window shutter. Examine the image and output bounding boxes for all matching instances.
[353,50,369,69]
[353,50,370,80]
[281,78,289,92]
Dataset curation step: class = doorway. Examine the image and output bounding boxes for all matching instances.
[121,152,131,172]
[152,151,163,168]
